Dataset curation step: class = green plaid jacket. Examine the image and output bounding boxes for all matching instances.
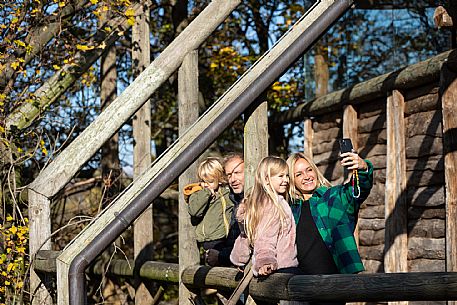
[291,160,374,274]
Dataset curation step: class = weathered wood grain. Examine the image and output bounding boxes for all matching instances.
[441,64,457,277]
[384,90,408,283]
[178,51,201,304]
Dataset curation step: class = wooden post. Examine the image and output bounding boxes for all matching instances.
[384,90,408,305]
[178,50,201,305]
[244,99,269,190]
[343,104,358,180]
[343,105,359,237]
[440,64,457,305]
[343,105,362,305]
[314,51,329,98]
[29,189,52,305]
[303,118,313,158]
[132,2,153,305]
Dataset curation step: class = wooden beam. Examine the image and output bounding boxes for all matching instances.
[303,118,314,158]
[384,90,408,302]
[441,64,457,283]
[272,50,456,124]
[178,51,201,305]
[132,2,153,304]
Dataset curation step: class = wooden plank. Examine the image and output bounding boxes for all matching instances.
[132,2,153,304]
[29,0,242,199]
[343,104,358,179]
[441,64,457,286]
[303,118,314,158]
[343,105,363,305]
[56,2,342,304]
[244,99,268,189]
[178,51,201,305]
[272,50,455,124]
[29,189,53,305]
[384,90,408,305]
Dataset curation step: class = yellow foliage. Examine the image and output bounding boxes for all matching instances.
[125,8,135,17]
[1,215,29,303]
[127,17,135,26]
[76,44,95,51]
[13,40,25,48]
[59,1,65,7]
[90,0,98,4]
[53,64,60,70]
[10,61,20,70]
[9,226,17,235]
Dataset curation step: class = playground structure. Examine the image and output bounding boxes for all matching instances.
[26,1,457,304]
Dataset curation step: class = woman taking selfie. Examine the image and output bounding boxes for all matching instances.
[286,150,373,304]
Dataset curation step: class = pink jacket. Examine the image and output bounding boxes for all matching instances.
[230,195,298,276]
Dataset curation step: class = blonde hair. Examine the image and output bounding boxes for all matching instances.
[197,157,227,185]
[244,156,289,243]
[286,152,332,203]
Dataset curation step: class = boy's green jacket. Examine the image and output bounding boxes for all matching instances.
[187,186,234,242]
[291,160,374,274]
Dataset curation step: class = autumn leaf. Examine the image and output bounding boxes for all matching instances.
[76,44,95,51]
[10,61,20,70]
[10,226,17,234]
[90,0,98,4]
[125,8,135,17]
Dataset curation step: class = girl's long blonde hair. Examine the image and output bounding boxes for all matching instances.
[286,152,332,204]
[244,156,289,243]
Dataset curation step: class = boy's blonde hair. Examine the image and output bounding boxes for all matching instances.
[244,156,289,243]
[286,152,332,203]
[197,157,227,185]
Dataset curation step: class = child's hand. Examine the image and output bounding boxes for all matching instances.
[258,264,275,276]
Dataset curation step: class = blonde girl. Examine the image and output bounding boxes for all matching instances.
[230,156,298,277]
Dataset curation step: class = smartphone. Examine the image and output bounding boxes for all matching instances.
[339,138,353,154]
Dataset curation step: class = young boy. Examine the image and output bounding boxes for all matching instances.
[184,157,234,260]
